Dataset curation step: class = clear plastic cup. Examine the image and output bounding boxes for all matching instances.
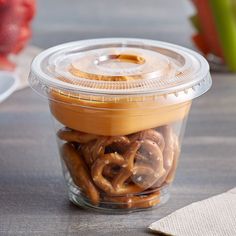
[29,38,212,213]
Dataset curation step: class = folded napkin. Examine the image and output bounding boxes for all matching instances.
[0,46,41,104]
[149,188,236,236]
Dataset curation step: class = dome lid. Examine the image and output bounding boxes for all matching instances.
[29,38,211,105]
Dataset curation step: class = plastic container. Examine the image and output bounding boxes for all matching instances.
[29,38,212,213]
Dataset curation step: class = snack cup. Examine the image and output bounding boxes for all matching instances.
[29,38,212,213]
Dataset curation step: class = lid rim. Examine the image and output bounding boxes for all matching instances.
[29,69,211,96]
[29,38,211,101]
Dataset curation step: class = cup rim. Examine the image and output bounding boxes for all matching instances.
[29,38,212,105]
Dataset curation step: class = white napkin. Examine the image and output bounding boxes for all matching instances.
[149,188,236,236]
[0,46,41,103]
[12,45,41,91]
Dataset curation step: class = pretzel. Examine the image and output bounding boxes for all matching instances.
[131,163,161,189]
[80,136,130,166]
[102,164,121,179]
[57,127,99,143]
[80,139,99,166]
[103,191,160,209]
[131,140,166,189]
[112,141,144,192]
[80,137,111,166]
[91,152,125,194]
[162,125,176,173]
[105,137,131,154]
[91,148,141,195]
[128,129,165,152]
[152,125,178,188]
[91,142,144,195]
[61,143,100,205]
[165,135,180,184]
[136,139,165,173]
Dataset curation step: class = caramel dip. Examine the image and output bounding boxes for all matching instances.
[48,46,194,136]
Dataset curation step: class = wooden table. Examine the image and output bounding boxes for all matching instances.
[1,0,236,235]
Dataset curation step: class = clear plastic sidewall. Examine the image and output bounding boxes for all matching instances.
[53,106,190,212]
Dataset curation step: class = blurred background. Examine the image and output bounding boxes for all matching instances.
[32,0,193,48]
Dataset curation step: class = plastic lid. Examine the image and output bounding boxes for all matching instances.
[29,38,212,105]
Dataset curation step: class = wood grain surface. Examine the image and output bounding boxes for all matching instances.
[0,0,236,235]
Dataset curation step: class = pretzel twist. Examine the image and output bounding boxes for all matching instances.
[151,125,178,188]
[129,129,165,152]
[131,139,166,189]
[102,164,121,179]
[91,142,144,195]
[111,141,144,193]
[131,163,161,189]
[57,127,99,143]
[61,143,100,205]
[80,136,130,166]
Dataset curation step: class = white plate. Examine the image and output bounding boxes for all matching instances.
[0,71,19,103]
